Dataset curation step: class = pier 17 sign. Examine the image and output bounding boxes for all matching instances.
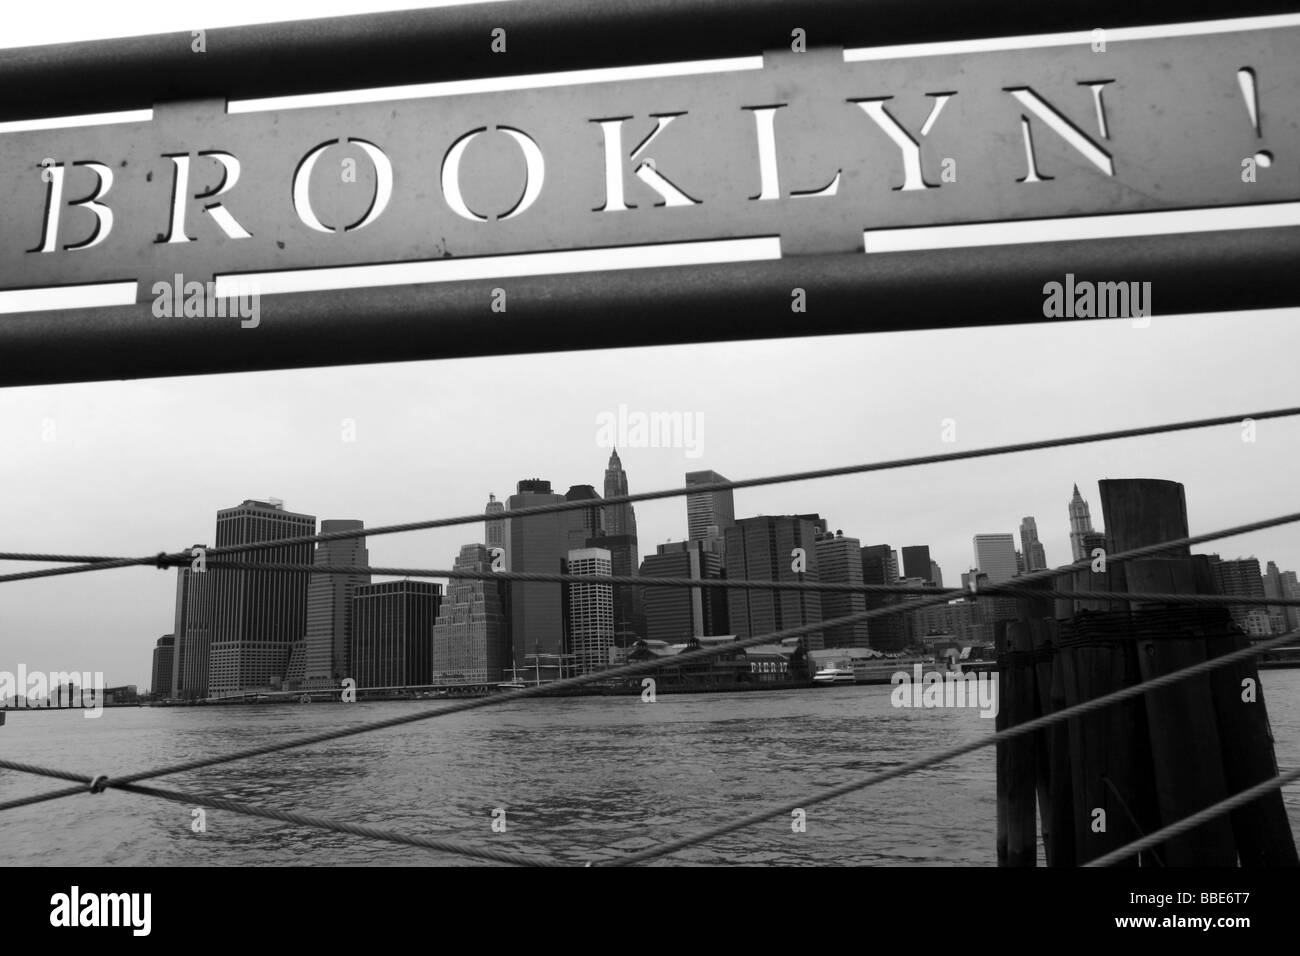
[1,26,1297,298]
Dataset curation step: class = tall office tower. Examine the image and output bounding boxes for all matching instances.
[973,534,1019,584]
[1206,555,1267,630]
[861,544,906,650]
[485,493,505,551]
[1020,516,1048,571]
[603,450,638,537]
[726,516,824,650]
[930,560,943,589]
[599,451,641,645]
[889,550,900,581]
[686,470,735,541]
[208,500,316,696]
[1283,571,1300,633]
[815,531,870,648]
[432,544,510,684]
[171,544,213,700]
[567,548,615,674]
[506,479,587,665]
[1263,561,1287,634]
[302,520,370,688]
[694,529,729,634]
[640,537,728,642]
[640,545,704,642]
[151,635,175,698]
[351,580,442,688]
[592,532,642,646]
[901,545,932,583]
[1016,551,1026,575]
[565,484,605,541]
[1069,484,1097,561]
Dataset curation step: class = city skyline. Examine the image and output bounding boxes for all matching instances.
[5,319,1300,688]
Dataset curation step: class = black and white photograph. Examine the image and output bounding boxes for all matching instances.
[1,0,1299,934]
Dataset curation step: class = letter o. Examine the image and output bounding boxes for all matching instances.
[441,126,545,222]
[293,138,393,233]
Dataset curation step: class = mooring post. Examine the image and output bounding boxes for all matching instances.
[1100,478,1237,866]
[1192,555,1300,865]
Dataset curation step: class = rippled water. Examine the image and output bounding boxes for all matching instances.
[3,673,1299,866]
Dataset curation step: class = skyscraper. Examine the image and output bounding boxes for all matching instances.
[815,531,869,648]
[485,493,505,551]
[686,470,735,541]
[1206,555,1267,630]
[151,635,175,698]
[603,450,637,538]
[506,479,586,664]
[302,520,370,688]
[901,545,932,583]
[929,560,944,589]
[1069,485,1097,562]
[973,534,1019,584]
[1020,516,1048,570]
[432,544,511,683]
[600,450,641,645]
[171,545,213,701]
[565,484,605,541]
[861,544,906,651]
[207,499,316,696]
[726,516,824,650]
[351,580,443,688]
[1263,561,1288,635]
[567,548,615,674]
[640,537,728,642]
[1283,570,1300,633]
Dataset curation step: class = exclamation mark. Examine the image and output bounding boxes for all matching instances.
[1237,67,1273,171]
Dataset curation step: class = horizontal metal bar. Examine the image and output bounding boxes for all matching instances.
[2,225,1297,387]
[1,0,1297,122]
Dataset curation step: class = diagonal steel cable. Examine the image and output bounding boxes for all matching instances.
[3,406,1297,585]
[1085,767,1300,867]
[600,628,1300,866]
[0,761,558,865]
[112,781,563,866]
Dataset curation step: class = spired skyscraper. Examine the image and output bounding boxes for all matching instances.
[432,544,511,683]
[599,450,641,646]
[1069,485,1097,562]
[485,493,505,551]
[302,520,370,688]
[207,499,316,697]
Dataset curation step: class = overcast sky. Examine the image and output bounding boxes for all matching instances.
[2,1,1298,688]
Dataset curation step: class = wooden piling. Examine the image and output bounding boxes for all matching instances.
[1193,555,1300,865]
[1100,479,1237,866]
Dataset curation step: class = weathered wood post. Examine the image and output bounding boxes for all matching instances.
[1099,478,1237,865]
[1193,555,1300,864]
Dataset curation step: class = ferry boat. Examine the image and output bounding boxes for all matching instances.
[497,666,528,691]
[812,666,857,685]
